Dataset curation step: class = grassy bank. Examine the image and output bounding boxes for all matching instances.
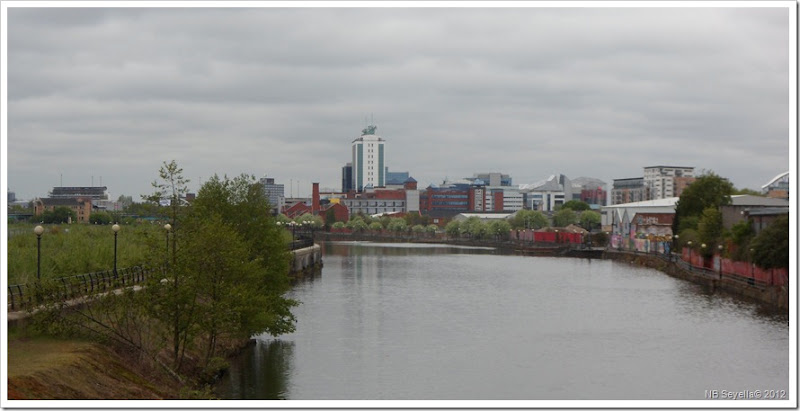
[7,223,162,284]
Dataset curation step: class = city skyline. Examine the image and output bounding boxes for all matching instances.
[4,3,795,201]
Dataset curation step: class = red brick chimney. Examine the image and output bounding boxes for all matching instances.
[312,182,320,214]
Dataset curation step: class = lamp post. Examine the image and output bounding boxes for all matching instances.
[554,229,559,244]
[701,243,706,271]
[112,224,121,277]
[34,225,44,280]
[672,234,679,262]
[164,223,172,269]
[687,240,693,270]
[750,248,755,278]
[717,244,724,280]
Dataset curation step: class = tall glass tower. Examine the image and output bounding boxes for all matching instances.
[351,124,385,192]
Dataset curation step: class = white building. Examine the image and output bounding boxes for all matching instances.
[520,174,573,212]
[643,165,694,200]
[352,124,385,192]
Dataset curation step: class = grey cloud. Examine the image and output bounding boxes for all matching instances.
[6,5,791,200]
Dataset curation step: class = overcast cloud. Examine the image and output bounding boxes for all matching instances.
[4,4,792,201]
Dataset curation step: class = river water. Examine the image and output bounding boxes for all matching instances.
[216,241,789,401]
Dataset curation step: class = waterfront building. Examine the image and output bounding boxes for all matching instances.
[259,176,285,213]
[720,195,789,230]
[385,169,410,186]
[351,124,385,192]
[571,177,608,206]
[519,174,573,212]
[602,197,679,251]
[49,186,108,201]
[33,197,93,223]
[468,172,512,187]
[761,171,789,199]
[611,177,649,205]
[342,163,353,193]
[643,165,695,200]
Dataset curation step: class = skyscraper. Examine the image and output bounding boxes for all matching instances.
[351,123,385,192]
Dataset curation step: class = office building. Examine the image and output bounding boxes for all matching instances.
[352,124,385,192]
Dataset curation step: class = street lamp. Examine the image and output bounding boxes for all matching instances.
[687,241,693,270]
[112,224,121,277]
[718,244,724,279]
[34,225,44,280]
[164,223,172,269]
[554,229,559,244]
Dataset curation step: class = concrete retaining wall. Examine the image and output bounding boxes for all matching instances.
[289,244,322,279]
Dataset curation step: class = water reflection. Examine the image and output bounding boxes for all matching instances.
[219,243,789,400]
[218,339,294,400]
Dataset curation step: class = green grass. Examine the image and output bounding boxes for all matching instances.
[7,223,164,285]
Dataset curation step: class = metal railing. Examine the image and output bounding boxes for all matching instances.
[7,266,151,311]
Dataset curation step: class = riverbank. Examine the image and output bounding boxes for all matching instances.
[320,233,789,312]
[7,324,258,400]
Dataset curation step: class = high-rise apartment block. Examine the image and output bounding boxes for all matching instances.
[643,165,695,200]
[351,124,385,192]
[259,177,285,213]
[611,178,648,205]
[342,163,353,193]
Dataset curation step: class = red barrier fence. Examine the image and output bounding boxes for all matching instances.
[680,248,788,286]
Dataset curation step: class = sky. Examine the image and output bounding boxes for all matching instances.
[3,2,794,201]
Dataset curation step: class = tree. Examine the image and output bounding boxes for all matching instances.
[445,220,461,238]
[488,220,511,240]
[579,211,601,231]
[561,200,591,212]
[324,207,337,230]
[346,217,368,232]
[89,211,112,225]
[673,171,733,236]
[750,215,789,269]
[332,221,346,229]
[39,207,77,224]
[142,160,191,369]
[552,209,577,227]
[729,220,755,261]
[369,221,383,231]
[510,210,548,229]
[387,218,408,233]
[461,217,487,239]
[732,187,763,196]
[697,207,723,257]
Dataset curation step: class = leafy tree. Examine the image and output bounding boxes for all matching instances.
[411,224,426,235]
[552,209,577,227]
[510,210,549,229]
[561,200,591,211]
[579,211,601,231]
[729,220,755,261]
[324,207,337,230]
[404,213,430,227]
[673,171,733,236]
[346,216,368,232]
[332,221,346,229]
[369,221,383,231]
[275,213,291,224]
[445,220,461,238]
[750,215,789,269]
[89,211,112,225]
[461,217,487,239]
[697,207,723,256]
[294,213,323,228]
[488,220,511,240]
[426,224,438,234]
[387,218,408,232]
[732,187,763,196]
[39,206,77,224]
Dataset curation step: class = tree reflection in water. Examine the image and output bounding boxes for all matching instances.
[218,339,294,400]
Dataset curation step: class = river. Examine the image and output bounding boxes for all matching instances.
[216,241,789,402]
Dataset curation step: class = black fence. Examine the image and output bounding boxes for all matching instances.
[7,266,151,311]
